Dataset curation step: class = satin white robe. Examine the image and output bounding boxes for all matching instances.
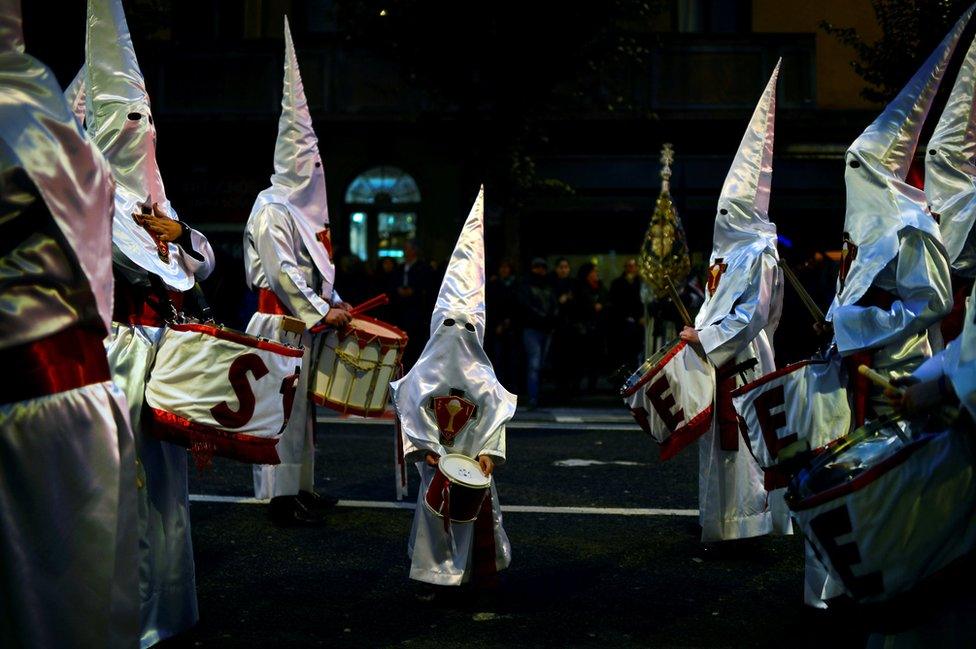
[244,203,341,498]
[832,229,953,413]
[695,250,792,542]
[401,412,511,585]
[107,227,213,649]
[0,218,138,648]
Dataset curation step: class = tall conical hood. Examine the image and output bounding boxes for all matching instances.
[834,6,972,308]
[431,186,487,342]
[252,15,335,294]
[926,31,976,274]
[713,59,780,259]
[0,0,116,329]
[63,65,87,126]
[85,0,196,289]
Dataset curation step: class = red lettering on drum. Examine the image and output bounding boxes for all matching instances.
[210,353,270,428]
[630,406,652,434]
[279,366,301,423]
[647,376,684,432]
[754,384,796,457]
[809,504,883,600]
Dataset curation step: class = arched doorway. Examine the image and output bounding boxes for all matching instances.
[344,166,421,261]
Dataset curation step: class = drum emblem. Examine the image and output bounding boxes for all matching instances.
[838,233,858,293]
[706,259,727,296]
[429,389,478,446]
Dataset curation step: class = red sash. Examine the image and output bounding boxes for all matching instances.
[257,288,292,316]
[471,493,499,585]
[2,324,110,404]
[716,358,758,451]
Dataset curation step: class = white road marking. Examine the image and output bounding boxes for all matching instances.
[315,416,638,432]
[554,415,584,423]
[188,494,697,517]
[553,459,646,467]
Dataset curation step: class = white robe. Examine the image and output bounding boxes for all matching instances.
[400,401,511,585]
[831,229,953,413]
[244,203,341,498]
[0,212,138,649]
[695,249,792,542]
[107,224,214,648]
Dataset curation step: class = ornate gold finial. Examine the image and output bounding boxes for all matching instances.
[638,143,691,297]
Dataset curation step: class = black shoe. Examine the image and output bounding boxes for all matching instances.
[268,495,328,527]
[297,490,339,510]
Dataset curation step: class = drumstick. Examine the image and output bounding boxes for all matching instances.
[665,276,694,327]
[349,293,390,316]
[778,259,825,324]
[857,365,903,394]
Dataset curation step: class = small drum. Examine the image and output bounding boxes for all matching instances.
[424,454,490,523]
[788,418,976,602]
[620,338,714,460]
[311,315,407,417]
[145,323,304,465]
[732,352,851,488]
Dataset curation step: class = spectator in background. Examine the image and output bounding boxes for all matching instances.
[608,258,645,372]
[486,259,520,391]
[518,258,557,409]
[374,256,399,322]
[575,262,609,392]
[394,239,434,370]
[550,257,579,398]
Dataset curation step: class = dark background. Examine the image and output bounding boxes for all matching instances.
[21,0,974,363]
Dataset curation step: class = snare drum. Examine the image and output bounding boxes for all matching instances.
[620,338,714,460]
[788,418,976,602]
[424,454,490,523]
[144,323,305,464]
[311,315,407,417]
[732,352,851,488]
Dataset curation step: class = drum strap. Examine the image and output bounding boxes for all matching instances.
[1,324,110,404]
[257,288,292,316]
[715,358,758,451]
[846,351,874,428]
[471,491,498,585]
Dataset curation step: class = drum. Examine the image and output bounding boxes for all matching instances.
[620,338,714,460]
[424,454,490,523]
[144,323,304,465]
[311,315,407,417]
[731,352,851,488]
[788,418,976,603]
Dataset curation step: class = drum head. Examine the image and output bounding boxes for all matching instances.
[438,454,490,488]
[620,337,681,396]
[348,315,408,345]
[790,417,907,503]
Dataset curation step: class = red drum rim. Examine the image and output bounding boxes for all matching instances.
[620,338,686,397]
[340,314,409,347]
[169,322,304,358]
[730,358,828,398]
[423,499,482,523]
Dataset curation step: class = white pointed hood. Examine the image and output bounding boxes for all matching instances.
[0,0,116,330]
[390,186,516,463]
[926,30,976,275]
[695,62,782,331]
[831,7,972,310]
[713,59,780,260]
[430,186,487,342]
[250,16,335,293]
[63,65,87,126]
[85,0,194,290]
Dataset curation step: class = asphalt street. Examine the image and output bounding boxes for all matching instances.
[162,410,973,648]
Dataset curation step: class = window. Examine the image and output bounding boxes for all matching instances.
[344,166,420,261]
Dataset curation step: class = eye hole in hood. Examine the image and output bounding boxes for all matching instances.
[127,112,141,121]
[442,318,455,327]
[464,322,476,332]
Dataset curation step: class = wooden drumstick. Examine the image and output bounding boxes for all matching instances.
[665,276,694,327]
[857,365,904,394]
[349,293,390,316]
